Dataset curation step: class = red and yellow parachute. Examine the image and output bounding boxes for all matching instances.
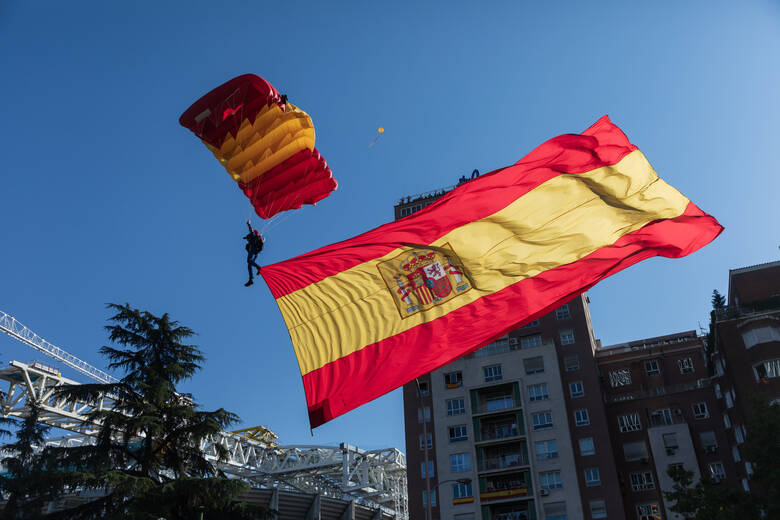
[179,74,337,219]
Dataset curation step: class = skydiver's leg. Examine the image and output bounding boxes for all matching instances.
[245,251,254,286]
[249,252,261,275]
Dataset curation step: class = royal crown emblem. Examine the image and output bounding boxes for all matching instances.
[378,243,472,318]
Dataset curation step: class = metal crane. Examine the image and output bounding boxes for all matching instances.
[0,309,117,383]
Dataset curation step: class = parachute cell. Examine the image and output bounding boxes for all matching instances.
[179,74,337,219]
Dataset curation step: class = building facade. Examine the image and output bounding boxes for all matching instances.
[596,331,736,519]
[708,261,780,491]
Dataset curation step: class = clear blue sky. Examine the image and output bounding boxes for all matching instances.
[1,1,778,452]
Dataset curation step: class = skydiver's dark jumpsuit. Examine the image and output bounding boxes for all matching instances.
[244,223,264,287]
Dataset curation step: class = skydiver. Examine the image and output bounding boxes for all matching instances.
[243,220,265,287]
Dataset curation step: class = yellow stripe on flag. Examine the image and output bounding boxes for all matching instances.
[278,150,689,375]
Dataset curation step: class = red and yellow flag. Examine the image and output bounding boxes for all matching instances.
[261,116,722,427]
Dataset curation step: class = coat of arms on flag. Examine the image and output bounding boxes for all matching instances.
[378,243,472,318]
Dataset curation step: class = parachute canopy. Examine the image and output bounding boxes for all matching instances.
[179,74,337,219]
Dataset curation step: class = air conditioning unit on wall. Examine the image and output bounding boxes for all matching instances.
[539,489,550,496]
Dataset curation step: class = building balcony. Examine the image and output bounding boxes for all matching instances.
[604,379,711,403]
[479,453,530,472]
[479,424,522,442]
[713,296,780,322]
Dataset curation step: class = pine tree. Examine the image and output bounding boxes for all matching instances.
[0,402,68,518]
[711,289,726,310]
[47,303,270,519]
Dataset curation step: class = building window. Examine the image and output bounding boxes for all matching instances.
[484,364,503,382]
[644,359,660,376]
[569,381,584,398]
[529,383,550,401]
[421,460,434,478]
[419,433,432,450]
[700,431,717,452]
[560,329,575,345]
[540,470,563,489]
[524,356,545,374]
[447,398,465,416]
[708,461,726,480]
[725,389,734,408]
[450,452,471,472]
[590,500,607,519]
[618,412,642,432]
[452,481,473,501]
[543,502,567,520]
[532,411,553,430]
[723,412,731,429]
[754,359,780,380]
[564,355,580,371]
[637,503,661,520]
[579,437,595,456]
[742,325,780,348]
[418,380,430,396]
[650,408,674,426]
[623,441,648,462]
[584,467,601,487]
[742,478,750,492]
[520,334,542,349]
[732,445,741,462]
[574,408,590,426]
[663,433,679,453]
[678,357,694,374]
[555,304,570,320]
[535,439,558,460]
[522,319,540,328]
[422,489,437,508]
[449,425,468,442]
[630,471,655,491]
[445,371,463,388]
[735,425,745,444]
[609,368,632,387]
[693,402,709,419]
[418,406,431,422]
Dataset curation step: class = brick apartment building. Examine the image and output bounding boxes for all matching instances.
[396,186,779,520]
[595,332,736,519]
[707,261,780,491]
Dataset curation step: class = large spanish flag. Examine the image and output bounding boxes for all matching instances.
[261,116,722,427]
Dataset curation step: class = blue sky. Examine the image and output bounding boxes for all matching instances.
[1,1,778,452]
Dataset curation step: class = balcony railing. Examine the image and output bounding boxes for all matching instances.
[605,379,711,403]
[713,296,780,322]
[492,511,530,520]
[473,397,518,414]
[480,424,521,441]
[480,453,529,471]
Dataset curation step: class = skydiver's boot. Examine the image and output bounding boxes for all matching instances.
[245,279,253,287]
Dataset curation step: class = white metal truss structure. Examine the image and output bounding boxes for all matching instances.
[0,310,118,384]
[0,361,408,518]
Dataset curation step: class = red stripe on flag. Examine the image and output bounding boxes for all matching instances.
[302,202,722,427]
[261,116,637,298]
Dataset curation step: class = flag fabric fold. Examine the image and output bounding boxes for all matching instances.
[260,116,723,428]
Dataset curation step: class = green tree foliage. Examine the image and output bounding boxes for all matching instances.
[711,289,726,310]
[45,303,271,519]
[742,397,780,518]
[664,465,759,519]
[665,397,780,519]
[0,402,70,518]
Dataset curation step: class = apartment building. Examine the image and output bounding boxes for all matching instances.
[708,260,780,491]
[596,332,736,519]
